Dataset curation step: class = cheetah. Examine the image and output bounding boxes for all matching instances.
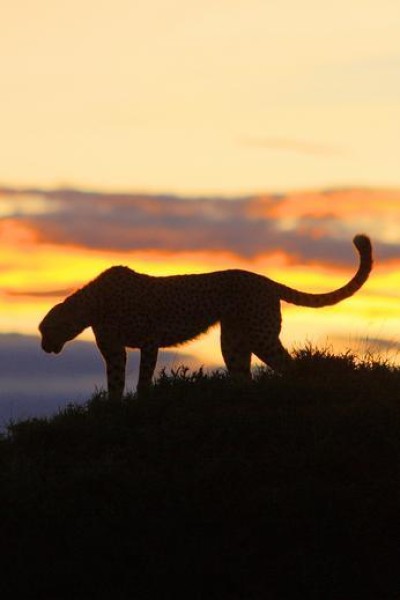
[39,234,372,400]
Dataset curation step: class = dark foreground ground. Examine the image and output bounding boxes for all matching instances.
[0,348,399,599]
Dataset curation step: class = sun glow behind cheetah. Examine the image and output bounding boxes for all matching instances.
[1,187,399,372]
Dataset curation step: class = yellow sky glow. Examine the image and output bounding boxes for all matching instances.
[1,0,399,193]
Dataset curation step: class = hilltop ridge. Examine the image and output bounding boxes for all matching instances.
[0,348,399,598]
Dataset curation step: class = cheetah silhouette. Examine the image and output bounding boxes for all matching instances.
[39,235,372,399]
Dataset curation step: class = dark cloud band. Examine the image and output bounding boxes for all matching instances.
[1,187,399,266]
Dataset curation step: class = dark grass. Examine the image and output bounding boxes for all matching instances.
[1,347,399,599]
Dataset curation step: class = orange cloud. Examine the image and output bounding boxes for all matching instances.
[248,188,400,219]
[1,187,399,266]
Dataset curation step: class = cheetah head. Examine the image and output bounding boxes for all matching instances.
[39,302,85,354]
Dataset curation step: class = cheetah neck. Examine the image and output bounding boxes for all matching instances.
[64,283,100,329]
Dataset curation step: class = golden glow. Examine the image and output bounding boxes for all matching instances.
[1,211,398,365]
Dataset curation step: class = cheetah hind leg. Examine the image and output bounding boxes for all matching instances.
[220,324,252,381]
[253,337,293,375]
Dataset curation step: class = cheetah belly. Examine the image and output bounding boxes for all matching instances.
[116,306,218,349]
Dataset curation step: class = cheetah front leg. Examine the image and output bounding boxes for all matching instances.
[103,347,127,401]
[95,338,127,401]
[137,344,158,393]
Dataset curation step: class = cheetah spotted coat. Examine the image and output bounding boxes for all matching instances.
[39,235,372,399]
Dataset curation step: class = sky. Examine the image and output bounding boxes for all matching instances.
[1,0,399,193]
[0,1,399,424]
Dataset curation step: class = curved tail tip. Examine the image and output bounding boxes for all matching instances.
[353,233,372,254]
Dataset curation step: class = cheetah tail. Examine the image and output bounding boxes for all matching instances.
[277,234,373,308]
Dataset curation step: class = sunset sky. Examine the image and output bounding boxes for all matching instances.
[1,0,399,193]
[0,1,399,423]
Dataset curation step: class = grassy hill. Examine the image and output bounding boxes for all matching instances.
[1,347,399,599]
